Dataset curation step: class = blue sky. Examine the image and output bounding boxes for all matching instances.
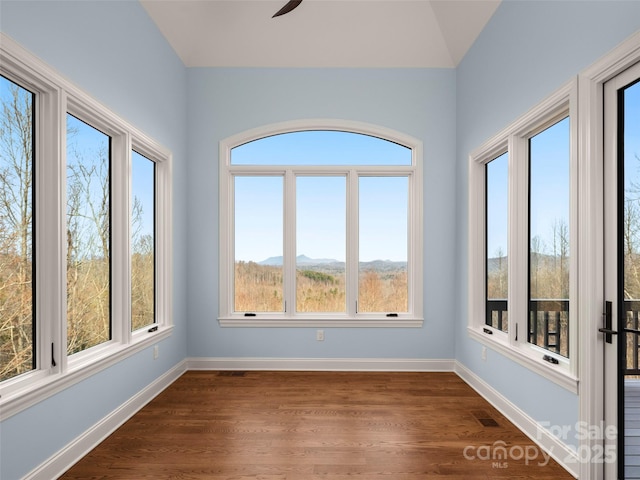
[486,152,508,259]
[233,131,410,263]
[1,75,155,259]
[131,150,155,243]
[624,80,640,195]
[486,117,571,260]
[529,117,571,254]
[487,81,640,262]
[66,115,155,253]
[232,131,411,166]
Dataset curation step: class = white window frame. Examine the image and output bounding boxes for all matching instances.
[219,119,423,327]
[468,80,578,393]
[0,33,173,420]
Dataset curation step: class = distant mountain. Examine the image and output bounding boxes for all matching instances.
[297,255,338,265]
[258,255,406,272]
[360,259,407,272]
[487,253,567,274]
[487,256,508,274]
[258,256,282,266]
[259,254,339,266]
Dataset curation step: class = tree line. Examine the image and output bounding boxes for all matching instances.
[234,260,407,313]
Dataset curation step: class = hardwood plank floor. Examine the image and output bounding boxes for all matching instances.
[60,371,574,479]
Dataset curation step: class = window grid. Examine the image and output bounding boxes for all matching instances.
[220,123,423,327]
[468,81,577,389]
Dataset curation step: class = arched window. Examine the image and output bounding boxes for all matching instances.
[219,120,423,326]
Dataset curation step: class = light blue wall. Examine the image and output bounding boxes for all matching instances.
[0,2,188,479]
[186,68,457,360]
[456,0,640,447]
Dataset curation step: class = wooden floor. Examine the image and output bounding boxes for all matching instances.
[60,371,574,480]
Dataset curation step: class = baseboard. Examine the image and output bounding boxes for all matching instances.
[454,360,579,478]
[186,356,455,372]
[24,357,579,479]
[25,360,187,480]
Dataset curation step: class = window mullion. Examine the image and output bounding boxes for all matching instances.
[347,169,358,315]
[568,98,579,375]
[220,170,233,316]
[111,133,131,344]
[154,147,171,328]
[283,170,296,316]
[508,134,529,348]
[38,87,65,375]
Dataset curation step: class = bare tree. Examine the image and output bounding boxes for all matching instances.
[65,118,110,354]
[625,155,640,300]
[0,81,33,380]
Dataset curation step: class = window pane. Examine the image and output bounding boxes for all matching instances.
[528,117,570,357]
[358,176,408,313]
[231,131,411,166]
[296,176,346,313]
[66,114,111,354]
[0,76,35,381]
[234,176,283,312]
[486,152,508,332]
[131,151,155,331]
[622,80,640,371]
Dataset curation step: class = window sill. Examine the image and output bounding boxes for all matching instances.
[218,317,424,328]
[0,326,173,421]
[467,326,578,394]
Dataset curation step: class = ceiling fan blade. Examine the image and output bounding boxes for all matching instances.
[272,0,303,18]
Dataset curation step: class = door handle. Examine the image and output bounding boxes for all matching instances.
[598,301,640,340]
[599,327,618,335]
[600,301,616,344]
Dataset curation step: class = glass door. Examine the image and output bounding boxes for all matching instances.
[604,61,640,480]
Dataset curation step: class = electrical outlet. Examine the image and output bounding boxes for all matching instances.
[316,330,324,341]
[153,345,159,359]
[481,346,487,361]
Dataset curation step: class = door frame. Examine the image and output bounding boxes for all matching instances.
[602,57,640,480]
[578,31,640,480]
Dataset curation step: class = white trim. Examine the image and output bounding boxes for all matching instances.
[217,318,424,328]
[468,328,578,394]
[23,360,187,480]
[186,356,454,372]
[454,361,579,479]
[0,327,172,420]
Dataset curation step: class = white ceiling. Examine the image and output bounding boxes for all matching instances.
[140,0,501,68]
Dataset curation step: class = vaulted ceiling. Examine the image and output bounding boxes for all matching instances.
[140,0,501,68]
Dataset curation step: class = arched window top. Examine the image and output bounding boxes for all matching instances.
[231,130,411,166]
[223,119,419,167]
